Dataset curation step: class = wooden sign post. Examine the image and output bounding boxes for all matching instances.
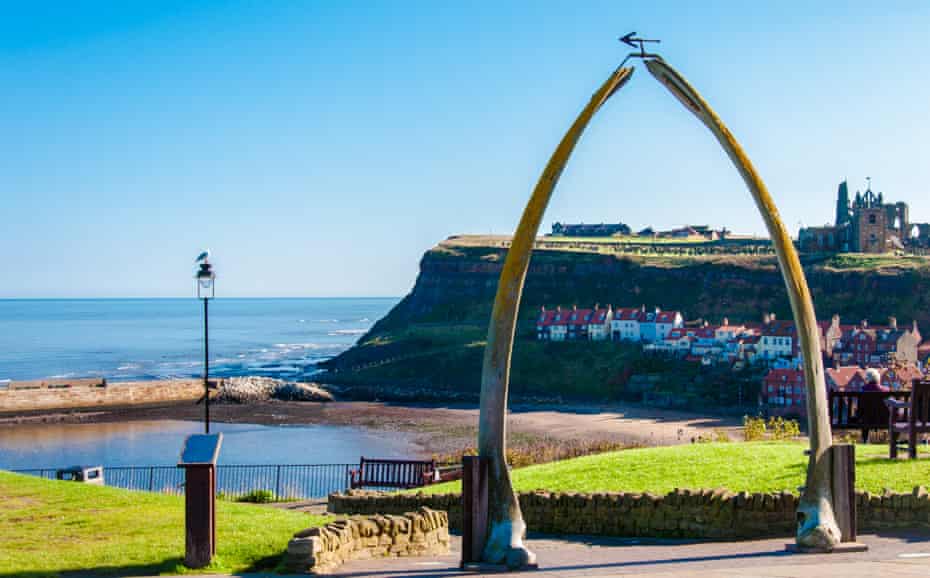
[830,444,859,544]
[461,455,489,568]
[179,433,223,568]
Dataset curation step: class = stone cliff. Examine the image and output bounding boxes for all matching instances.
[326,238,930,371]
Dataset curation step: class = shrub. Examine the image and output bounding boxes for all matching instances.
[236,489,275,503]
[714,428,732,443]
[434,438,625,469]
[834,431,859,445]
[743,415,766,441]
[767,417,801,440]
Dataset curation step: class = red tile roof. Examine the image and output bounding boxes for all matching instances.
[539,307,610,327]
[825,366,862,390]
[655,311,680,324]
[590,308,611,324]
[693,327,716,339]
[764,368,806,383]
[613,308,642,321]
[566,308,594,326]
[885,365,924,386]
[826,364,924,391]
[537,309,559,326]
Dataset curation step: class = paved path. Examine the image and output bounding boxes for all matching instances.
[328,531,930,577]
[161,531,930,578]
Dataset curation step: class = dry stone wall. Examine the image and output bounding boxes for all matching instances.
[330,487,930,540]
[285,507,450,574]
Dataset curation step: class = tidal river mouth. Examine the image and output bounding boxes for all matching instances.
[0,420,423,469]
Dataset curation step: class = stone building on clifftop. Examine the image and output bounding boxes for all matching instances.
[799,179,930,253]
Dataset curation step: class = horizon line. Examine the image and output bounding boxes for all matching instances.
[0,296,402,301]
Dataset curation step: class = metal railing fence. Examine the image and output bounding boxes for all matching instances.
[10,463,356,500]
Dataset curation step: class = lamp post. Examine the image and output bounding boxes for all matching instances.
[195,254,215,434]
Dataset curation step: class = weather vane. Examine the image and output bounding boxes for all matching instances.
[618,32,661,66]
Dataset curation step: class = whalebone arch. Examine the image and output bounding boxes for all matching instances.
[476,57,840,567]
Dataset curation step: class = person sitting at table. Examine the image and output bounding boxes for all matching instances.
[862,368,889,392]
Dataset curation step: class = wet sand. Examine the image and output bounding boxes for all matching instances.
[0,399,741,456]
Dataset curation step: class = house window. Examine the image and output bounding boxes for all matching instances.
[869,214,877,225]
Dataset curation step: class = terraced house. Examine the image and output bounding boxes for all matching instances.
[610,308,644,341]
[538,305,926,383]
[537,305,612,342]
[639,308,684,342]
[762,364,925,416]
[830,318,922,366]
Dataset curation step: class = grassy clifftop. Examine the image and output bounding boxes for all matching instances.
[321,236,930,402]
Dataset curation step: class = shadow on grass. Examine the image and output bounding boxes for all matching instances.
[0,550,287,578]
[0,557,185,578]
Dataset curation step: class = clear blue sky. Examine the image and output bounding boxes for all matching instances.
[2,1,928,298]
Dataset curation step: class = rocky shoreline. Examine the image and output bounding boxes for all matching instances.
[217,376,334,403]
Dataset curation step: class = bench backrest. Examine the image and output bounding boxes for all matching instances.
[909,380,930,426]
[357,457,435,488]
[829,390,909,429]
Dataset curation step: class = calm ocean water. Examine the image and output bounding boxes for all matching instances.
[0,420,421,469]
[0,298,397,382]
[0,298,433,471]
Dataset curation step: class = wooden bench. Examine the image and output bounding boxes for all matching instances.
[886,379,930,459]
[349,457,438,490]
[829,389,910,443]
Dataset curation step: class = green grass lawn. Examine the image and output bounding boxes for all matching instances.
[823,252,930,271]
[422,442,930,495]
[0,471,327,577]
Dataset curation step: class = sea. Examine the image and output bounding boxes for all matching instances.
[0,297,397,383]
[0,298,429,470]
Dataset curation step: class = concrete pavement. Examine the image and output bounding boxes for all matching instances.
[327,531,930,577]
[161,530,930,578]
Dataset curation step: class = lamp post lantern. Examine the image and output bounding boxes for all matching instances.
[195,252,215,434]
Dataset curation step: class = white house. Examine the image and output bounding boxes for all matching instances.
[611,308,642,342]
[660,327,693,355]
[586,305,613,341]
[759,331,794,360]
[714,318,745,344]
[536,307,568,341]
[690,327,722,357]
[640,308,684,342]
